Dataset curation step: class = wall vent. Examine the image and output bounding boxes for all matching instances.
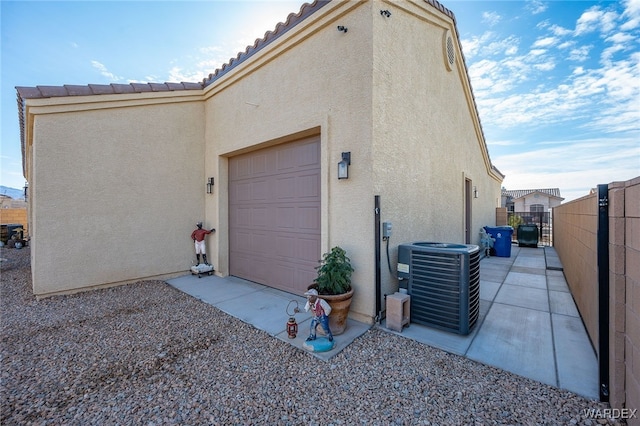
[397,242,480,335]
[443,30,455,71]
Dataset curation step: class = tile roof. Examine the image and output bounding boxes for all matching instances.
[202,0,330,87]
[15,0,502,182]
[502,188,563,199]
[14,1,330,178]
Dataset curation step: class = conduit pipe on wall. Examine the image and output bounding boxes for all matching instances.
[375,195,382,323]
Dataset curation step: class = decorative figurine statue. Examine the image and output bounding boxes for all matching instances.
[480,227,495,257]
[191,222,215,265]
[295,289,333,342]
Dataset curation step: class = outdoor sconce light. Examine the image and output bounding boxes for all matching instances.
[338,152,351,179]
[380,9,392,17]
[337,25,348,33]
[23,182,28,202]
[473,186,479,198]
[206,177,214,194]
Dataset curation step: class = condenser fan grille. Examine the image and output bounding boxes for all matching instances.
[399,242,480,335]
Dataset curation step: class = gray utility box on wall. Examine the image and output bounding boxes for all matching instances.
[397,242,480,335]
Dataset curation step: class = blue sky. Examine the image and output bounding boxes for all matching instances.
[1,0,638,202]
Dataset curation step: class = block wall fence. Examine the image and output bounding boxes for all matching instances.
[553,177,639,417]
[0,208,28,235]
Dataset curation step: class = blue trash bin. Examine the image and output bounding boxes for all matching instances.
[484,226,514,257]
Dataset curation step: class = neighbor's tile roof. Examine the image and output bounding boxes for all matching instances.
[502,188,563,199]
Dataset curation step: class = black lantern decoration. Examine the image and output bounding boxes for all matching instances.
[206,177,214,194]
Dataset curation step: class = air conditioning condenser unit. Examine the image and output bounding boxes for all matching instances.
[397,242,480,335]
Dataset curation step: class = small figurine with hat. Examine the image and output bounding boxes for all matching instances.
[191,221,215,265]
[294,288,333,342]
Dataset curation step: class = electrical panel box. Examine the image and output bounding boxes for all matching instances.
[382,222,392,238]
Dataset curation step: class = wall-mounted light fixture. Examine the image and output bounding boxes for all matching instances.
[206,177,214,194]
[338,152,351,179]
[473,186,479,198]
[337,25,348,33]
[380,9,392,17]
[23,182,28,202]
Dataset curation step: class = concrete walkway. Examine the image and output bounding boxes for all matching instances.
[167,245,598,400]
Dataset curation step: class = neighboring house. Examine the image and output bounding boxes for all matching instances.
[502,188,564,213]
[17,0,504,324]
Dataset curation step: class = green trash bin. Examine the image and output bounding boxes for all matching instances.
[517,224,538,247]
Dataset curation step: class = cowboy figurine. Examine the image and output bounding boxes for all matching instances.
[295,289,333,342]
[191,222,215,265]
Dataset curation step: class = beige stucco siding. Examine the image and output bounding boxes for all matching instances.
[371,0,502,296]
[203,1,376,321]
[29,97,204,296]
[20,0,503,325]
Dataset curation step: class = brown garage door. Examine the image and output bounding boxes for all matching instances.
[229,136,321,295]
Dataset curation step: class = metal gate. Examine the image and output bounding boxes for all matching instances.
[507,211,552,246]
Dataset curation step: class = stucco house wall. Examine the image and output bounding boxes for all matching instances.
[513,192,562,211]
[18,0,503,324]
[200,0,502,321]
[24,94,204,295]
[371,0,502,298]
[202,0,375,321]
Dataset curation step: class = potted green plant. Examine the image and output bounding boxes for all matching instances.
[308,246,354,335]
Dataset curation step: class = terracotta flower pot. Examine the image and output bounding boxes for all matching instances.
[318,288,354,335]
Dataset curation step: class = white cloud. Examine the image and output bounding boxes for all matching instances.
[532,36,557,48]
[534,61,555,71]
[90,61,123,82]
[482,11,501,27]
[526,0,547,15]
[549,24,573,37]
[621,0,640,30]
[167,66,207,84]
[575,6,619,35]
[461,32,521,59]
[568,45,592,62]
[464,2,639,137]
[495,138,640,201]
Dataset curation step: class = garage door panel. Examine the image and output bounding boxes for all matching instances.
[297,173,320,198]
[251,180,270,201]
[251,232,270,254]
[233,231,252,252]
[274,207,294,229]
[297,267,317,288]
[273,263,296,289]
[233,182,252,203]
[298,206,320,230]
[274,235,296,258]
[251,207,269,228]
[232,207,252,227]
[276,147,297,171]
[252,154,268,175]
[229,137,320,294]
[276,176,297,199]
[298,236,321,262]
[231,157,251,178]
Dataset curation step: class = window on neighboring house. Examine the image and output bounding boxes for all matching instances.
[530,204,544,213]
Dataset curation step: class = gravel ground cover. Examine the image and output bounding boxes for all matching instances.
[1,246,621,425]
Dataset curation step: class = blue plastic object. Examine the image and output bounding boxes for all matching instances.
[483,226,514,257]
